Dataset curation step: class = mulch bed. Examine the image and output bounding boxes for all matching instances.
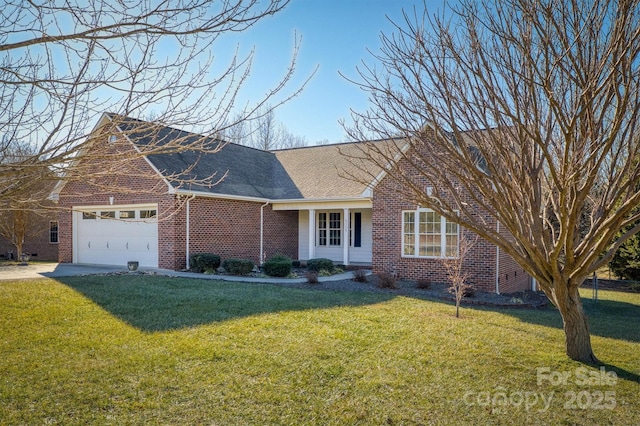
[86,270,551,309]
[317,275,550,309]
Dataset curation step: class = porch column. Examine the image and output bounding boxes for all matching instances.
[308,209,315,260]
[343,208,349,266]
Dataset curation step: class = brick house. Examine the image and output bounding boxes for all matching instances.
[52,113,531,293]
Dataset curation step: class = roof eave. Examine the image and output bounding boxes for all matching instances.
[172,188,271,203]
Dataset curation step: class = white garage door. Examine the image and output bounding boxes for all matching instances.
[74,205,158,267]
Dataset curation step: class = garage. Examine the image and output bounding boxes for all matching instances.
[73,204,158,267]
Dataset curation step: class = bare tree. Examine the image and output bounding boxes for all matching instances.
[224,105,307,150]
[253,107,283,150]
[0,140,53,258]
[342,0,640,363]
[279,128,308,149]
[0,208,47,262]
[0,0,308,208]
[443,235,476,318]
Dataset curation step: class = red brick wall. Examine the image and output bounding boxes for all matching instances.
[497,224,531,293]
[263,207,298,262]
[371,151,533,293]
[158,196,187,270]
[187,198,298,266]
[371,153,499,292]
[372,182,497,291]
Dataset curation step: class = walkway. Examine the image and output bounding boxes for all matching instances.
[0,262,362,283]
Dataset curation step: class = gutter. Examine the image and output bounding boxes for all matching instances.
[185,193,196,269]
[260,201,270,265]
[496,220,500,294]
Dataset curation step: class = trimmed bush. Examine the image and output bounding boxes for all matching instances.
[353,269,368,283]
[463,285,476,298]
[306,271,319,284]
[416,279,431,289]
[306,258,334,273]
[263,254,293,277]
[222,258,254,276]
[377,272,397,289]
[189,253,221,273]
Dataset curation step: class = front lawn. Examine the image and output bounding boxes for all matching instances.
[1,275,638,425]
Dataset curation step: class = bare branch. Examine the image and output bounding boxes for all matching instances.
[342,0,640,363]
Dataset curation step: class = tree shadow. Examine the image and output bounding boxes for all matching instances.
[59,275,394,333]
[59,274,639,382]
[596,363,640,384]
[454,294,640,383]
[477,296,640,343]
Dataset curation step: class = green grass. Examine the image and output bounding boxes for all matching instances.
[1,276,638,425]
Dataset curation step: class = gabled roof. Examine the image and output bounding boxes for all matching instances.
[273,139,403,199]
[111,115,403,202]
[115,116,302,200]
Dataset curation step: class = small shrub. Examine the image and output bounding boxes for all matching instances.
[377,272,397,289]
[222,258,254,276]
[306,271,319,284]
[318,268,333,277]
[307,258,334,273]
[416,279,431,289]
[263,254,293,277]
[190,253,221,273]
[463,286,476,298]
[292,260,301,268]
[353,269,368,283]
[629,282,640,292]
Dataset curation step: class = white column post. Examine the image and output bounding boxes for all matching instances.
[308,209,315,261]
[343,208,350,266]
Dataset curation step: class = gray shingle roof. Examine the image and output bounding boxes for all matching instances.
[115,116,301,199]
[113,115,402,201]
[274,140,402,198]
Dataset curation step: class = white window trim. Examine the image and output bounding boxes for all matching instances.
[401,208,459,259]
[49,221,59,244]
[317,211,342,247]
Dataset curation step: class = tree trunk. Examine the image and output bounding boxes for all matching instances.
[553,283,600,364]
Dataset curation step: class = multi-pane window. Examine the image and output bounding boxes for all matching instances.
[140,209,157,219]
[318,212,327,246]
[445,221,459,257]
[49,221,59,244]
[402,209,459,258]
[419,210,441,256]
[329,212,341,245]
[119,210,136,219]
[318,212,341,246]
[403,212,416,255]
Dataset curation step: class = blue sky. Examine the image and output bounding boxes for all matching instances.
[218,0,429,144]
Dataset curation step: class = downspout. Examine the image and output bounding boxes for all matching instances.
[495,220,500,294]
[185,193,195,270]
[260,201,270,265]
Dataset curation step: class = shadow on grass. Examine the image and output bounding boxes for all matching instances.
[59,275,394,332]
[458,295,640,383]
[476,296,640,343]
[61,274,639,382]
